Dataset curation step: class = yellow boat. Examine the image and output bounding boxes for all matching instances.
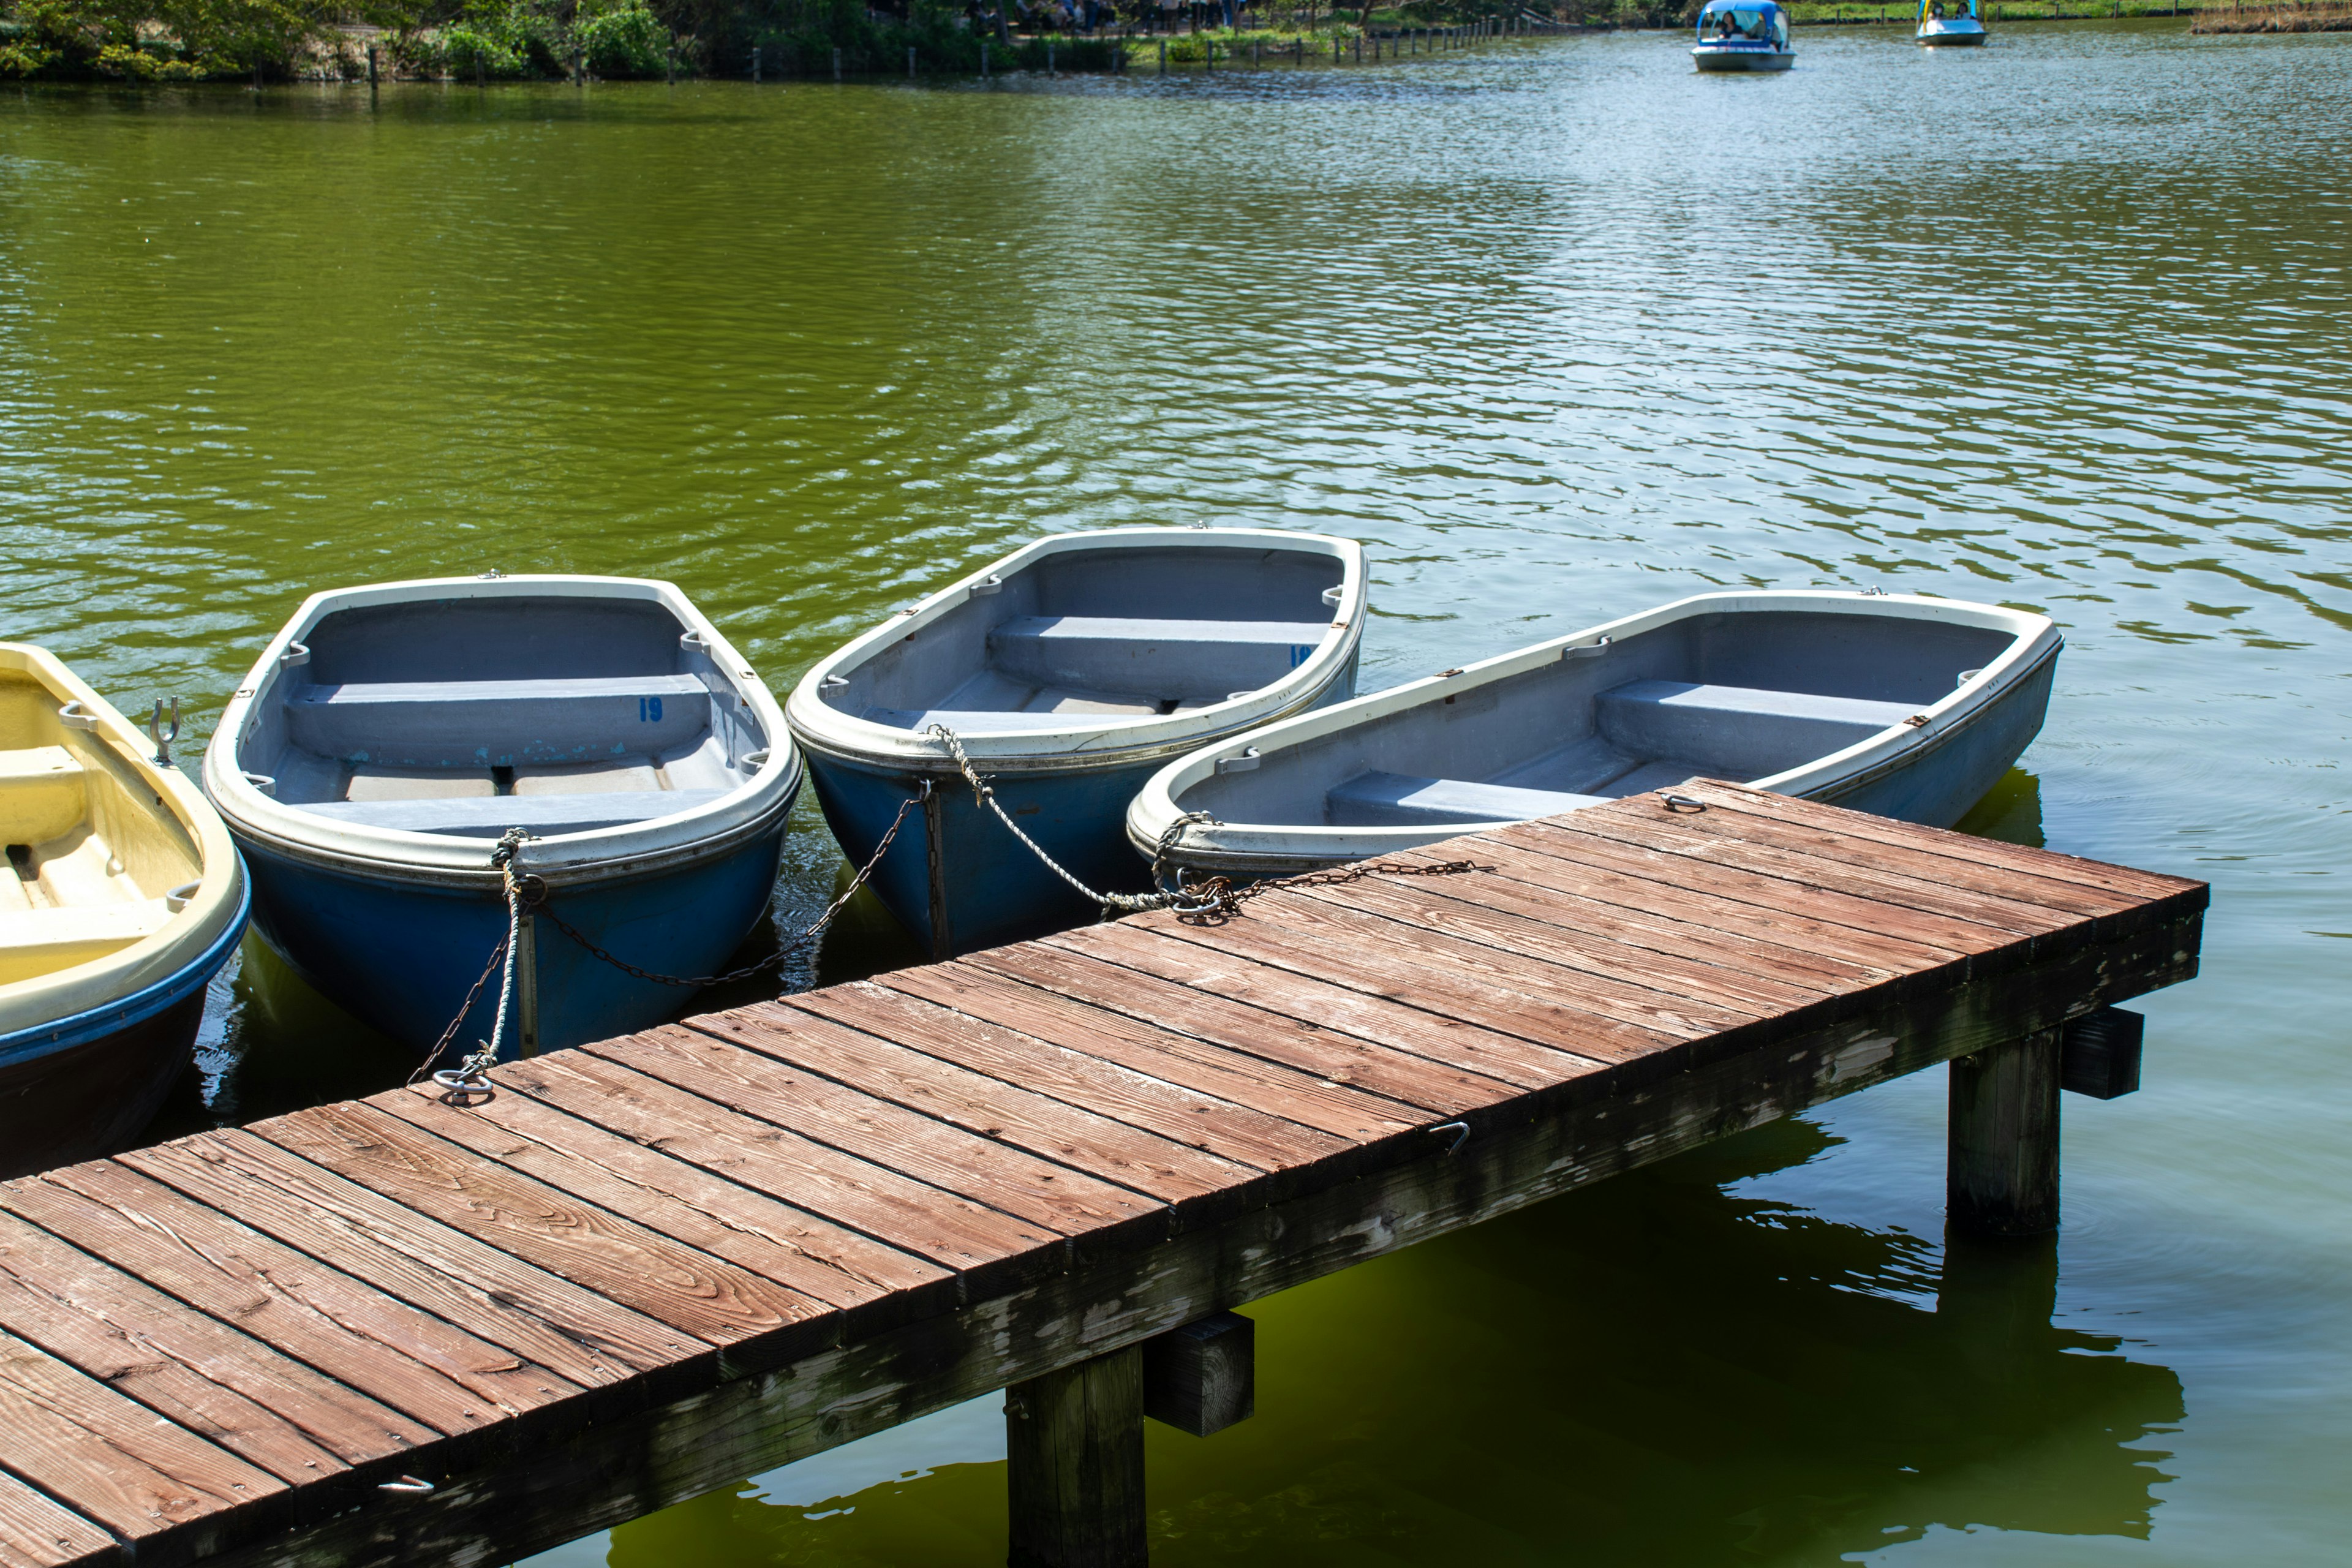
[0,645,247,1177]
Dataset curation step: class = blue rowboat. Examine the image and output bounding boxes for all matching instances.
[203,576,799,1060]
[1692,0,1795,69]
[787,528,1367,959]
[1,644,248,1176]
[1129,591,2062,881]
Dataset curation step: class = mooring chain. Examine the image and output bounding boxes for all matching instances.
[924,722,1481,925]
[415,793,923,1102]
[924,722,1204,914]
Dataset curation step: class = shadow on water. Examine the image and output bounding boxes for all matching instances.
[589,1116,2182,1567]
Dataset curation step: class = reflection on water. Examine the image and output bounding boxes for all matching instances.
[5,15,2348,1567]
[576,1123,2182,1566]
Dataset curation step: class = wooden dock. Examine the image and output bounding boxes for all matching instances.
[0,780,2205,1568]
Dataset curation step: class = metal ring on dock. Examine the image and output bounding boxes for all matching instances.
[432,1067,494,1106]
[1659,793,1706,813]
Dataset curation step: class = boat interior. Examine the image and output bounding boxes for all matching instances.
[829,544,1348,734]
[1,671,201,987]
[1185,609,2020,829]
[238,596,769,840]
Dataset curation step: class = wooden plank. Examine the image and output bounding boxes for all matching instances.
[189,900,2205,1568]
[1142,911,1682,1065]
[123,1134,687,1389]
[1495,818,2008,956]
[1181,888,1758,1036]
[1373,846,1891,992]
[1526,810,2079,940]
[490,1050,1059,1297]
[367,1085,934,1321]
[1286,872,1834,1017]
[793,985,1346,1174]
[877,963,1422,1140]
[692,1004,1255,1208]
[12,1162,567,1438]
[969,939,1513,1116]
[0,1325,276,1544]
[1039,923,1601,1092]
[254,1104,818,1355]
[0,1197,393,1477]
[1673,779,2199,903]
[0,1469,116,1568]
[1627,786,2142,920]
[584,1027,1163,1243]
[1430,832,1966,982]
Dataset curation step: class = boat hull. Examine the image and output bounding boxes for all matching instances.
[0,883,247,1178]
[805,645,1359,959]
[1693,45,1795,70]
[1918,21,1988,43]
[235,808,789,1057]
[1814,649,2054,827]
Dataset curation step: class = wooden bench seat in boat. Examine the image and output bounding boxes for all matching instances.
[284,676,711,766]
[1595,680,1916,778]
[296,788,729,839]
[986,617,1332,698]
[0,902,174,976]
[0,746,85,844]
[1327,771,1609,828]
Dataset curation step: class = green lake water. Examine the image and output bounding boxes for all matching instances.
[3,19,2348,1565]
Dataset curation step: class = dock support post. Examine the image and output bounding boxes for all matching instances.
[1006,1345,1146,1568]
[1947,1027,2061,1237]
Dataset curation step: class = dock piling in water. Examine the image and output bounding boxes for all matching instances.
[1007,1346,1147,1568]
[1948,1029,2064,1237]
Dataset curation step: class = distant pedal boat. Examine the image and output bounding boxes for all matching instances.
[1,645,247,1177]
[203,576,799,1058]
[787,528,1366,959]
[1129,591,2062,882]
[1692,0,1795,69]
[1918,0,1989,43]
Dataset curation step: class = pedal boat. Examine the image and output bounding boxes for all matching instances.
[1,645,247,1177]
[1692,0,1795,69]
[202,576,799,1058]
[1918,0,1988,44]
[786,527,1366,959]
[1128,590,2061,883]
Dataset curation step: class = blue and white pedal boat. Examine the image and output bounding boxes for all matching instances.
[1692,0,1795,69]
[786,528,1366,959]
[203,575,799,1058]
[1917,0,1988,43]
[1130,590,2061,881]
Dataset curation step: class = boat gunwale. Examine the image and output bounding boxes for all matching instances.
[0,643,248,1038]
[202,575,801,886]
[783,527,1368,778]
[1125,590,2063,871]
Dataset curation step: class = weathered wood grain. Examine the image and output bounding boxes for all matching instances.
[492,1049,1057,1296]
[254,1104,813,1354]
[181,899,2203,1568]
[969,940,1514,1115]
[0,1469,116,1568]
[0,1325,277,1545]
[586,1025,1161,1242]
[697,1003,1255,1207]
[877,962,1421,1140]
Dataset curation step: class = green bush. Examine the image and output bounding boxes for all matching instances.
[579,1,669,77]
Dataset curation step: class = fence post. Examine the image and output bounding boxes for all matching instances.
[366,43,378,87]
[832,46,842,81]
[909,43,916,77]
[1159,37,1166,70]
[982,40,990,75]
[752,45,761,81]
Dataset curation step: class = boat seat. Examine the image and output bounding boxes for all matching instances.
[0,747,86,845]
[284,676,710,769]
[0,902,174,973]
[986,617,1329,699]
[1596,681,1915,778]
[295,788,727,840]
[1327,771,1608,828]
